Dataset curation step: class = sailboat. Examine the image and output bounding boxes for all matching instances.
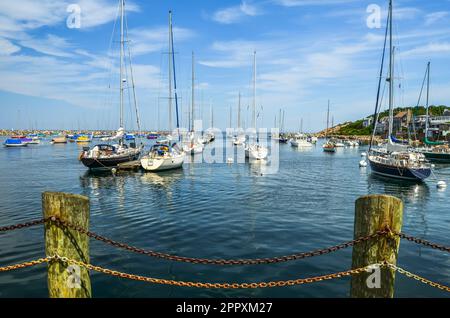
[245,51,269,160]
[368,0,431,181]
[416,62,450,163]
[323,100,336,153]
[80,0,142,170]
[183,51,204,155]
[203,103,215,143]
[233,92,245,146]
[141,11,184,172]
[279,109,288,143]
[291,118,312,148]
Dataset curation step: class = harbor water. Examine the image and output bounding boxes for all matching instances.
[0,137,449,297]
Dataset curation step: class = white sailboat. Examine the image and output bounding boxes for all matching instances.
[183,51,205,155]
[233,91,245,146]
[245,51,268,160]
[291,118,312,148]
[141,11,184,172]
[80,0,142,170]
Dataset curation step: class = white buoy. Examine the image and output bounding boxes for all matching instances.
[359,160,367,167]
[111,168,117,174]
[431,164,436,169]
[361,152,367,157]
[227,157,234,164]
[437,181,447,189]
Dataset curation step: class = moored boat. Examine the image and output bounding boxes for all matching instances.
[141,143,184,171]
[4,138,28,147]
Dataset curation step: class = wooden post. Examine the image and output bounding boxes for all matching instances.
[42,192,92,298]
[350,194,403,298]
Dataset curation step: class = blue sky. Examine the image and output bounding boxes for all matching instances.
[1,0,450,132]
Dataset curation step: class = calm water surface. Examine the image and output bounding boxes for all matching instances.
[0,137,449,297]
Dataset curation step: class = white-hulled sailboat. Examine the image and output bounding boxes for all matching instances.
[80,0,142,170]
[245,51,268,160]
[183,51,204,155]
[233,91,246,145]
[141,11,184,172]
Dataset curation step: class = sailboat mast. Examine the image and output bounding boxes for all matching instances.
[326,100,330,139]
[388,0,394,139]
[191,51,195,132]
[425,61,430,134]
[168,11,173,132]
[252,51,256,130]
[119,0,125,131]
[238,92,241,129]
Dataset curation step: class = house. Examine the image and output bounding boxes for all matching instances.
[375,116,389,135]
[362,117,373,128]
[443,109,450,116]
[393,110,411,133]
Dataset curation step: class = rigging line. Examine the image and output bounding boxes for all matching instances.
[124,10,142,137]
[369,4,390,152]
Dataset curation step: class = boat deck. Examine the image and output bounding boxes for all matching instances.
[117,160,142,171]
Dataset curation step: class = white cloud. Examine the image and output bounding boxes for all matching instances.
[400,42,450,58]
[19,34,74,58]
[128,26,195,56]
[425,11,449,26]
[275,0,357,7]
[212,1,261,24]
[0,38,21,55]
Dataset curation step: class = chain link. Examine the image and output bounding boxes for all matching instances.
[52,255,384,289]
[0,218,47,232]
[0,257,49,272]
[50,217,389,265]
[385,263,450,292]
[395,232,450,253]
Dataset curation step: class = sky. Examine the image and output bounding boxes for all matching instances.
[1,0,450,132]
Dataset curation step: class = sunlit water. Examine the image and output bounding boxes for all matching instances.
[0,136,448,298]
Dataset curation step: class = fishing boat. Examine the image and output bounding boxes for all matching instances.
[414,62,450,163]
[141,11,184,172]
[245,51,269,160]
[80,0,143,170]
[4,138,28,147]
[76,135,92,143]
[323,100,336,153]
[368,0,431,181]
[183,52,204,155]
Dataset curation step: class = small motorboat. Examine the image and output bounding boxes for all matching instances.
[51,136,67,144]
[4,138,28,147]
[323,141,336,153]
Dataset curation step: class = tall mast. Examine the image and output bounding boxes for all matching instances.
[238,92,241,129]
[282,110,285,132]
[169,10,180,141]
[388,0,394,139]
[191,51,195,132]
[252,51,256,130]
[168,11,173,132]
[210,101,213,128]
[326,100,330,139]
[425,61,430,134]
[119,0,125,132]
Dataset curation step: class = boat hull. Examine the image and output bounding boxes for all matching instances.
[421,151,450,163]
[368,159,431,181]
[141,155,184,171]
[81,152,140,169]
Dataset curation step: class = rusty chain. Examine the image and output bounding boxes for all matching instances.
[49,217,389,265]
[1,217,449,266]
[385,263,450,292]
[2,256,448,292]
[0,257,49,272]
[0,218,48,232]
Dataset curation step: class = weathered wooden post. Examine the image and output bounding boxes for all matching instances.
[350,194,403,298]
[42,192,92,298]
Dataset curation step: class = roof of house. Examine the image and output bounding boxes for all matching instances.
[394,111,409,119]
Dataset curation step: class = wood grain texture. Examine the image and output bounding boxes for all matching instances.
[43,192,92,298]
[350,195,403,298]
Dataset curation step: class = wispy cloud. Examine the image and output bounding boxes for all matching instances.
[19,34,74,58]
[274,0,358,7]
[400,42,450,58]
[425,11,449,26]
[0,38,21,55]
[212,1,262,24]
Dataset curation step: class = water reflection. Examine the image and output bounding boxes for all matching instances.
[140,170,184,189]
[367,174,430,205]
